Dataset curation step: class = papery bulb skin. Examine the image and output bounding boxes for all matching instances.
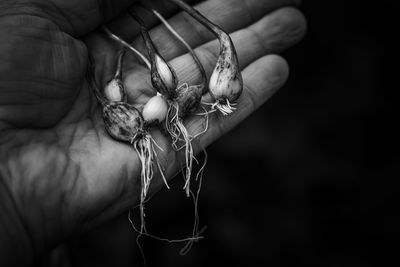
[175,84,203,117]
[102,102,144,142]
[209,33,243,103]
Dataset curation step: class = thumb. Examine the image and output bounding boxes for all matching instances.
[1,0,139,36]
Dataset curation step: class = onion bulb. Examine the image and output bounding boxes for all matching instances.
[142,94,169,124]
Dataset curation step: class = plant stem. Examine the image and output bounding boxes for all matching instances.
[150,8,207,91]
[102,26,151,69]
[114,48,126,80]
[87,53,107,106]
[128,9,178,98]
[128,11,159,62]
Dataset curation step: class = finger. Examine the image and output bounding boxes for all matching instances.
[124,7,306,103]
[136,0,302,59]
[112,0,301,45]
[171,7,306,84]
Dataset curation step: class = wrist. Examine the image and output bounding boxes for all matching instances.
[0,171,34,266]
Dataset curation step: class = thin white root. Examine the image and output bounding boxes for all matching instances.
[127,148,209,257]
[133,136,153,203]
[128,210,205,244]
[166,102,209,197]
[191,106,210,140]
[203,99,237,116]
[165,102,182,146]
[127,144,208,263]
[166,102,193,196]
[180,147,208,255]
[132,133,169,235]
[128,209,204,263]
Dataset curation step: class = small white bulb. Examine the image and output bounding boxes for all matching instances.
[155,55,175,91]
[209,66,242,102]
[142,95,168,123]
[104,79,125,102]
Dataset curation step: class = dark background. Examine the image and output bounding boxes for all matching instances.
[65,1,400,266]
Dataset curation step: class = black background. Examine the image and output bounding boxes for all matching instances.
[66,1,400,266]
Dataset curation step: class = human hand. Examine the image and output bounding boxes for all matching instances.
[0,0,306,265]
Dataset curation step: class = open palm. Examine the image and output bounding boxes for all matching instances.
[0,0,305,264]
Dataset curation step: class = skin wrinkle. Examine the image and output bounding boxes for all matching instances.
[180,9,213,44]
[25,148,58,251]
[0,75,71,87]
[0,0,71,35]
[91,120,106,149]
[72,123,94,146]
[0,184,34,266]
[52,151,73,240]
[0,81,72,101]
[26,147,81,245]
[274,9,306,48]
[64,164,82,230]
[0,14,52,30]
[56,81,92,126]
[242,83,259,115]
[1,154,37,257]
[195,46,219,76]
[2,30,70,47]
[43,0,76,36]
[67,130,100,159]
[86,84,100,118]
[0,26,85,129]
[241,0,255,24]
[0,100,43,107]
[77,165,135,233]
[0,127,14,143]
[83,161,132,229]
[245,27,270,65]
[0,130,26,150]
[51,36,85,82]
[0,106,41,126]
[59,155,81,237]
[96,0,106,25]
[0,122,11,133]
[50,31,62,82]
[69,136,138,216]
